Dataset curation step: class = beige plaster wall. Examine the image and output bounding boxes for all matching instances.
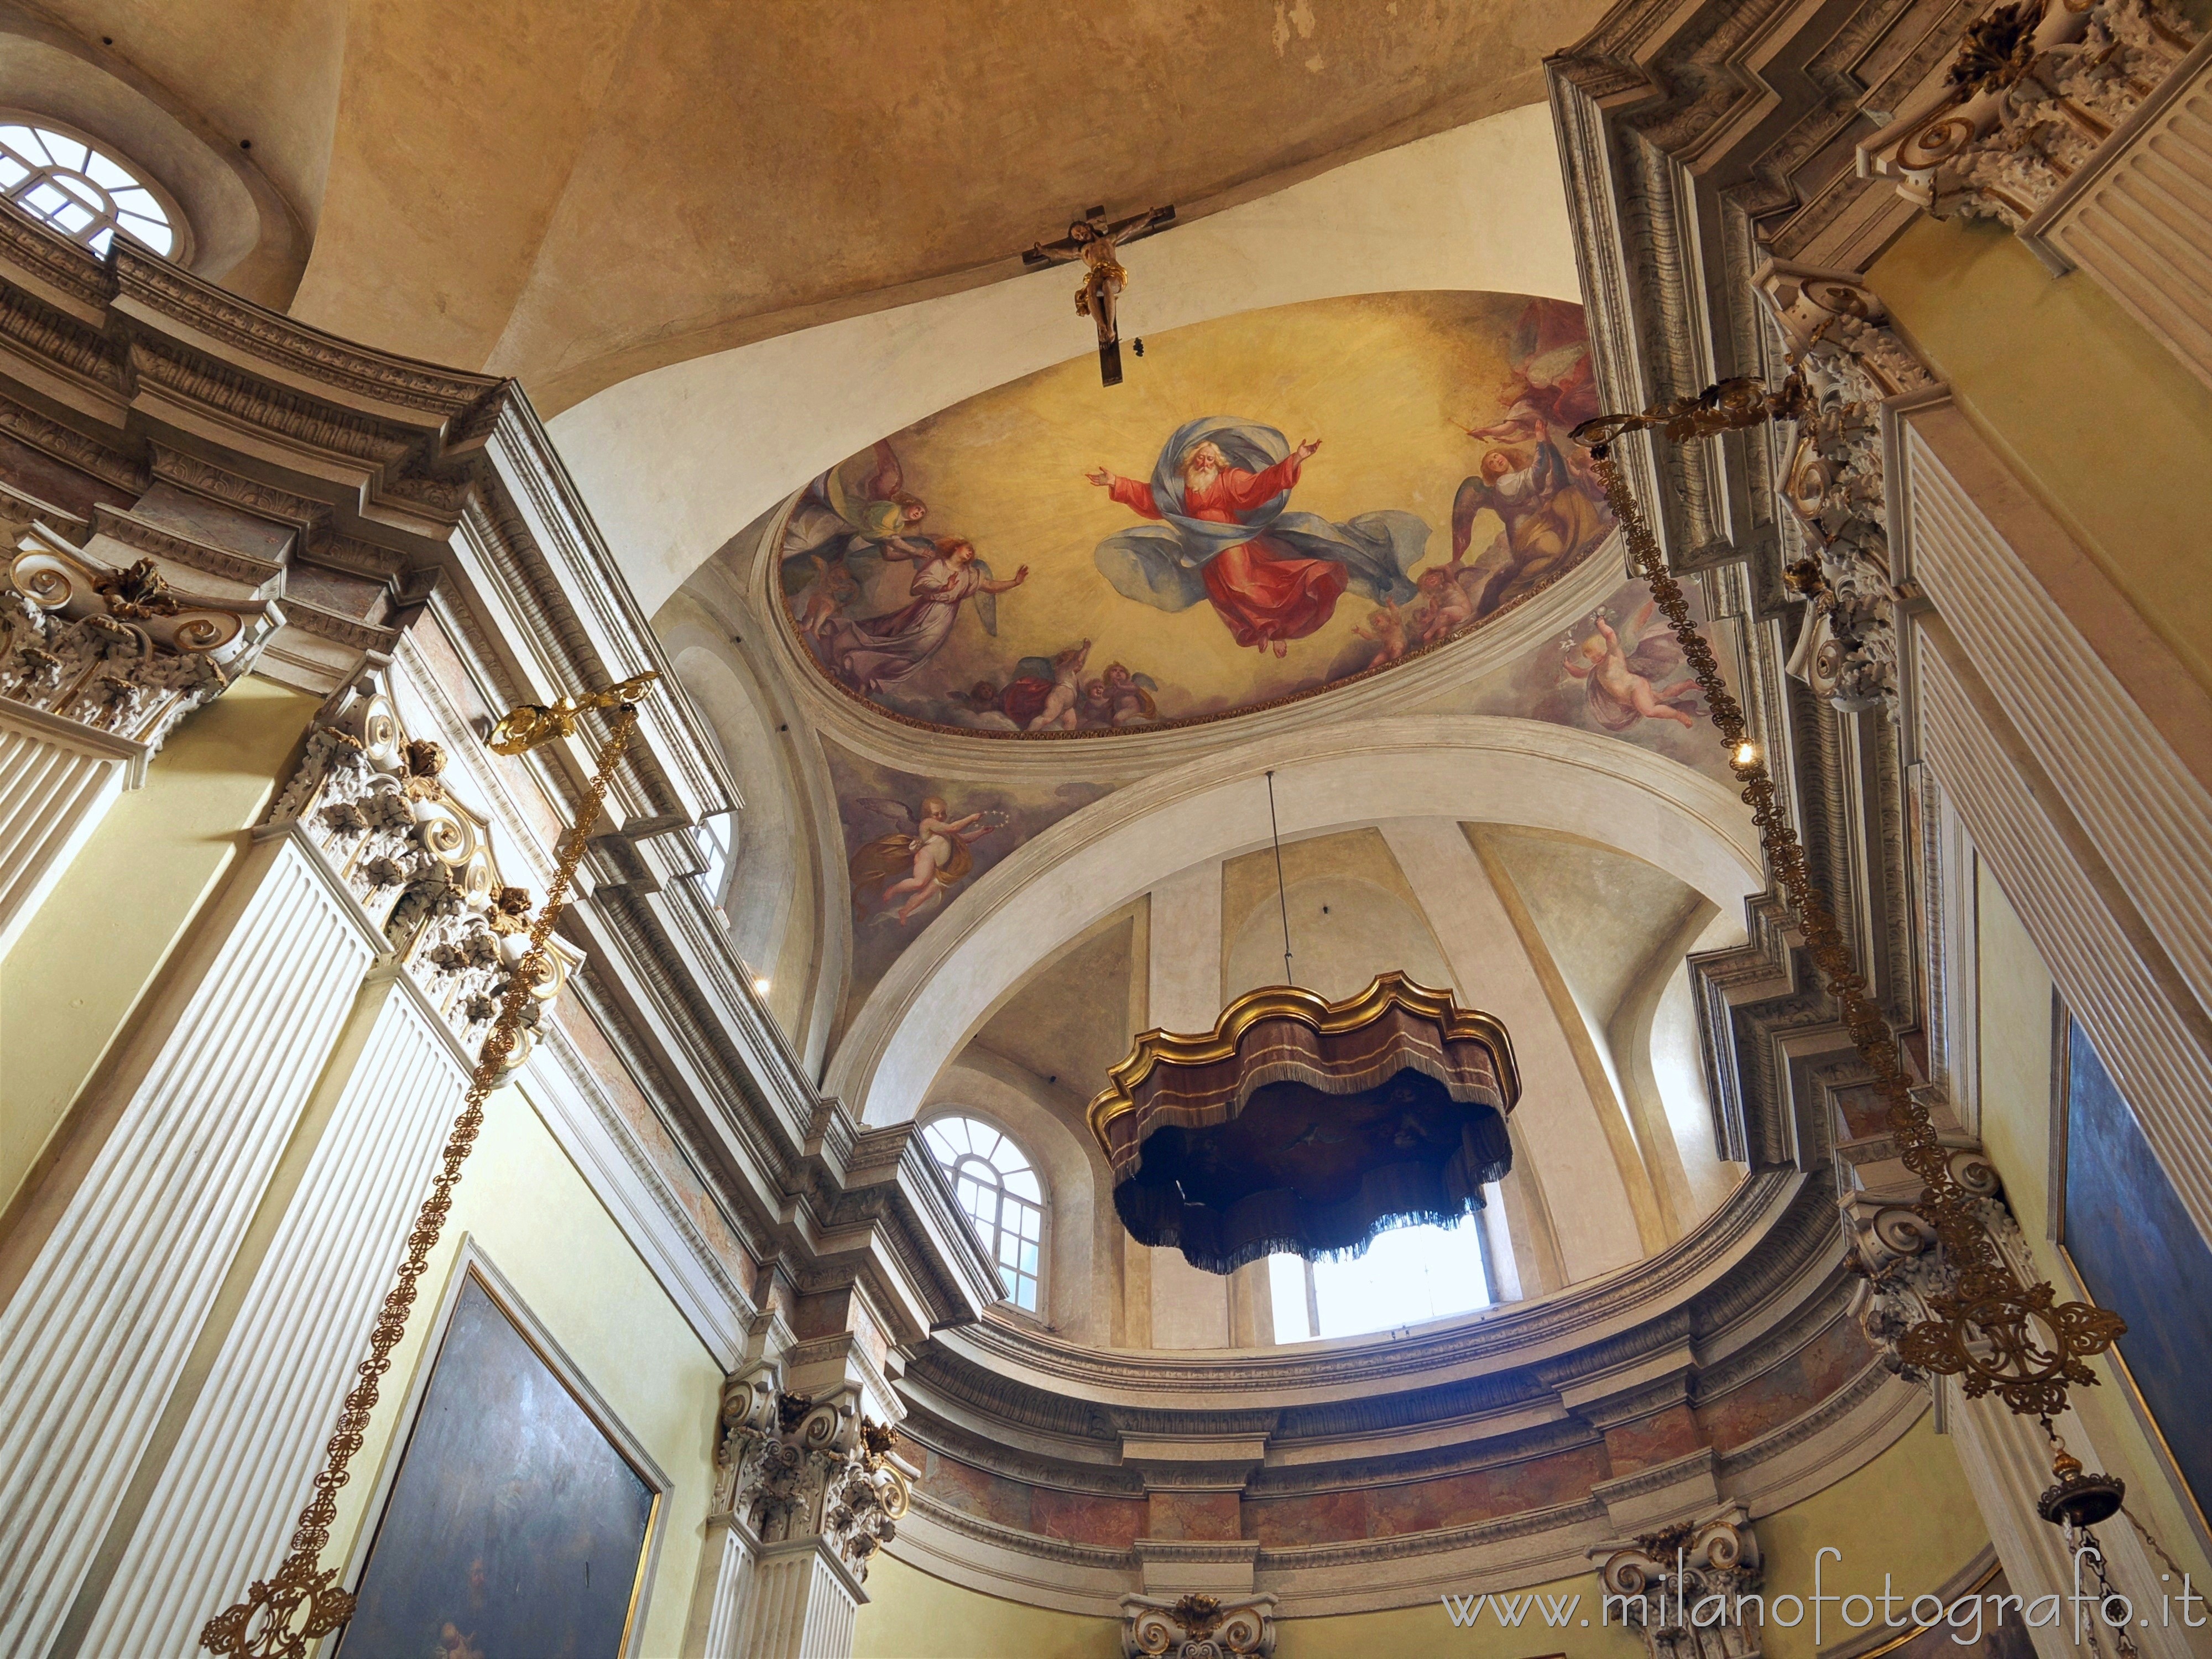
[1870,215,2212,701]
[854,1552,1121,1659]
[320,1073,725,1659]
[0,676,317,1217]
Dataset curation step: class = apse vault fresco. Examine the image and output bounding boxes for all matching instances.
[778,291,1611,734]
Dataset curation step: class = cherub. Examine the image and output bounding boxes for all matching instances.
[1412,567,1474,644]
[1563,602,1700,731]
[1102,661,1159,726]
[1078,677,1114,726]
[1026,639,1093,731]
[792,552,860,638]
[848,796,1008,925]
[1354,600,1411,664]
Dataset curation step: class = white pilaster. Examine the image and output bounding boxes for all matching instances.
[1945,1386,2198,1659]
[684,1517,760,1659]
[0,712,137,961]
[1379,818,1643,1281]
[77,973,466,1657]
[733,1538,863,1659]
[1901,412,2212,1251]
[2022,37,2212,395]
[0,835,372,1655]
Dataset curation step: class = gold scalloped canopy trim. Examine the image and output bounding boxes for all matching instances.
[1086,971,1520,1164]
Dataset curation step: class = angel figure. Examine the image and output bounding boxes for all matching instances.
[848,796,1008,926]
[821,536,1029,695]
[1024,204,1175,386]
[782,441,931,568]
[1026,639,1092,731]
[1100,661,1159,726]
[1354,600,1411,665]
[1412,566,1474,644]
[1563,602,1700,731]
[791,552,860,638]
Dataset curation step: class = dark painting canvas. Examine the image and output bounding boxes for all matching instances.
[2062,1018,2212,1521]
[338,1271,658,1659]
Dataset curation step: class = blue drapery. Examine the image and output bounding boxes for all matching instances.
[1093,416,1429,613]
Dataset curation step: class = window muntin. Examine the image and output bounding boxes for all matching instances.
[0,122,174,257]
[923,1115,1044,1313]
[694,811,734,921]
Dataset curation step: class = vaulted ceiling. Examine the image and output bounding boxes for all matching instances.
[48,0,1608,411]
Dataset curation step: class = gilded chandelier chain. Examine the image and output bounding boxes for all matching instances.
[200,700,645,1659]
[1581,434,2122,1421]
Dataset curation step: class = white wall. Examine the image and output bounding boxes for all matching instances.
[551,102,1578,612]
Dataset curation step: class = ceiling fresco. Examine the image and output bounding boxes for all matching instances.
[775,291,1612,737]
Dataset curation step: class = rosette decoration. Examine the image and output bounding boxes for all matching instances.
[1088,973,1519,1275]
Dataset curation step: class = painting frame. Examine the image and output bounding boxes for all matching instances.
[334,1236,672,1659]
[2045,1007,2212,1564]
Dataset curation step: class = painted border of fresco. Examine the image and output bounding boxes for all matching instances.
[336,1237,672,1659]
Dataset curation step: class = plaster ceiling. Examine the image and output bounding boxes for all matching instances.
[56,0,1609,410]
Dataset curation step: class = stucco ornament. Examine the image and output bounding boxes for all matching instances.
[1863,0,2200,228]
[267,667,572,1066]
[1755,265,1938,716]
[0,528,278,752]
[1592,1508,1764,1659]
[716,1375,911,1583]
[1119,1590,1277,1659]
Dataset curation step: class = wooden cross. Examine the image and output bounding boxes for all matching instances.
[1025,203,1175,386]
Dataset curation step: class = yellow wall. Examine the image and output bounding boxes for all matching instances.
[320,1072,725,1659]
[854,1555,1123,1659]
[1868,216,2212,699]
[1973,867,2212,1584]
[0,677,318,1214]
[857,1415,1985,1659]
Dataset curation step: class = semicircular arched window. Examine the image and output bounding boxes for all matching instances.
[923,1115,1045,1313]
[0,120,176,257]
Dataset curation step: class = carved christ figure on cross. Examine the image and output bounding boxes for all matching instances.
[1024,203,1175,387]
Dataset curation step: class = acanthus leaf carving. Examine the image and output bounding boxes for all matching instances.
[1592,1506,1764,1659]
[1862,0,2200,229]
[1755,264,1937,717]
[267,666,570,1066]
[1119,1591,1277,1659]
[0,528,278,753]
[716,1370,911,1583]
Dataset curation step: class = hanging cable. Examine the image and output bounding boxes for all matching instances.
[1266,769,1293,985]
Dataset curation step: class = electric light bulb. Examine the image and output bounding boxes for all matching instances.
[1734,740,1760,768]
[753,975,772,995]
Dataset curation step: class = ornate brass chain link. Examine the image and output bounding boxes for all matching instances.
[1585,445,2122,1418]
[200,701,644,1659]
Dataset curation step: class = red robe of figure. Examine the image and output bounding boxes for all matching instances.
[1101,443,1343,654]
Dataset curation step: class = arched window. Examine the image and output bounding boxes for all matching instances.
[923,1115,1045,1313]
[0,120,176,257]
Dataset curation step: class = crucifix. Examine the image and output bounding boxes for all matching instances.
[1024,202,1174,387]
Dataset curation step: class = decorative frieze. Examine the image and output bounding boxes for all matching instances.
[1120,1591,1277,1659]
[1754,266,1937,716]
[267,667,573,1066]
[1590,1507,1764,1659]
[1862,0,2200,231]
